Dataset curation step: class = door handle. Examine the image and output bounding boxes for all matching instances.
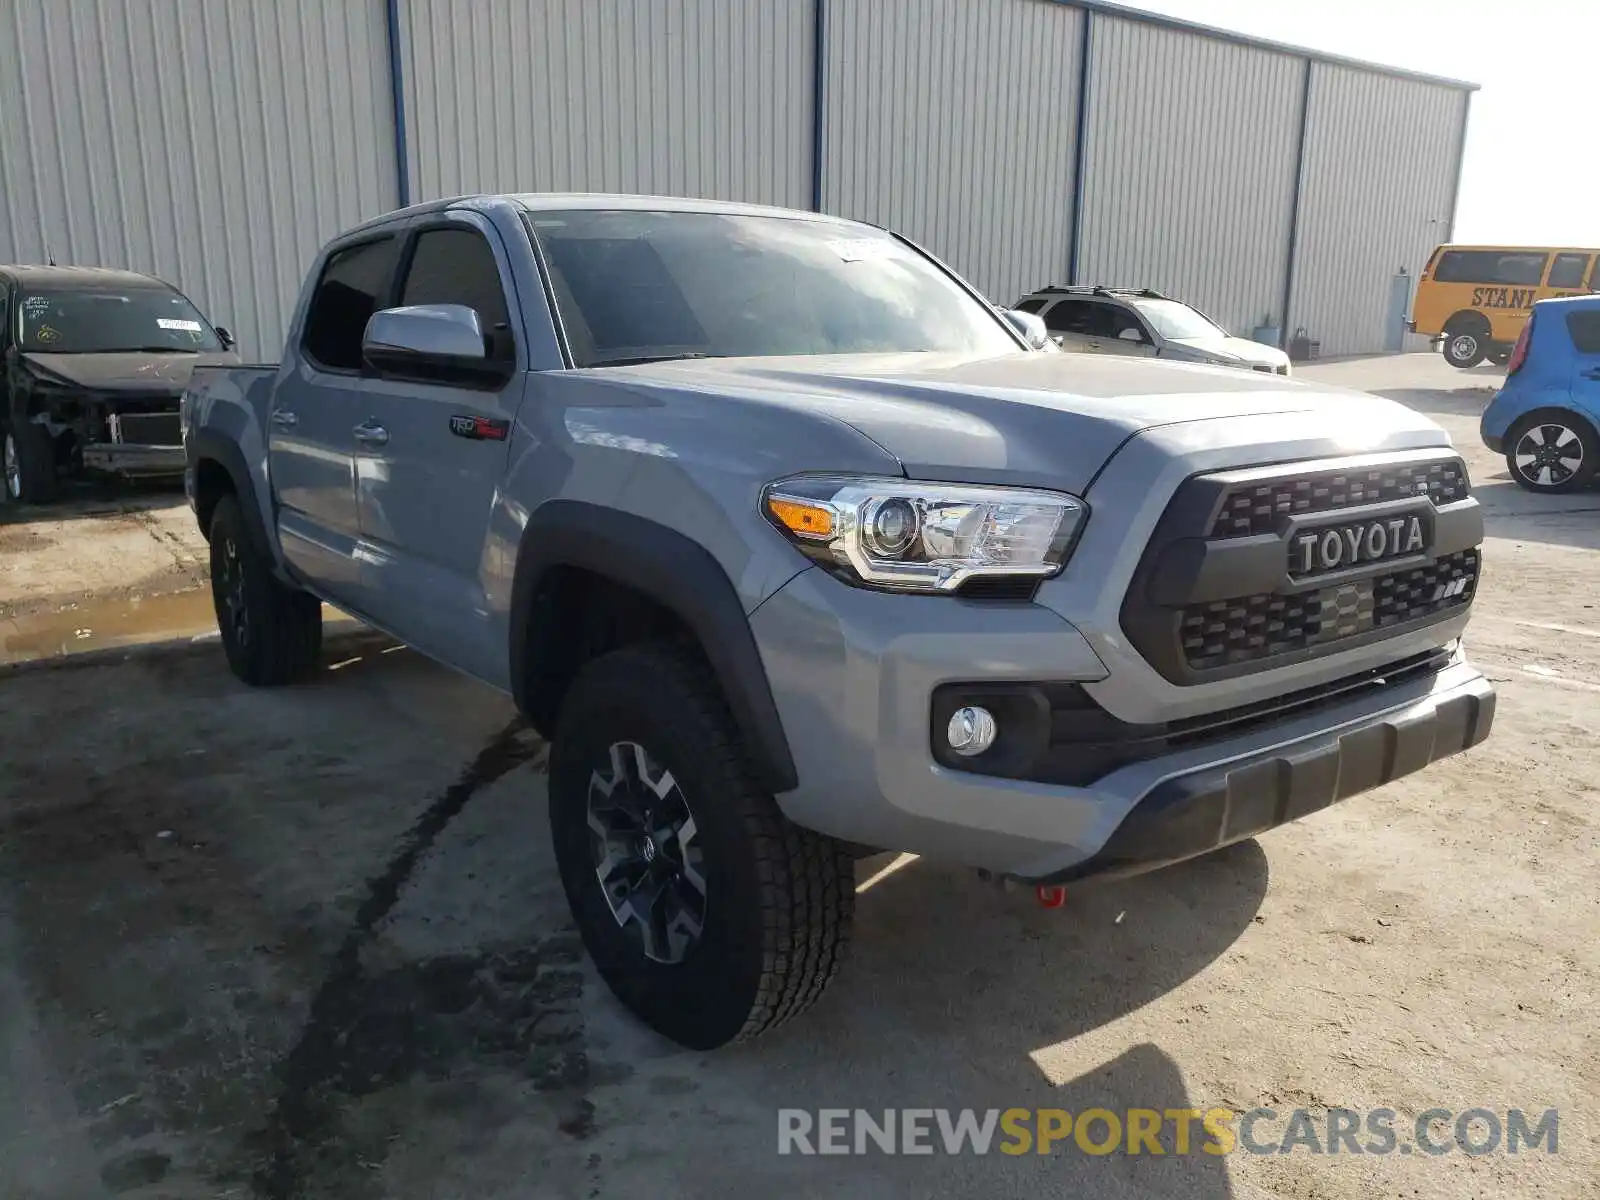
[270,409,297,428]
[353,421,389,446]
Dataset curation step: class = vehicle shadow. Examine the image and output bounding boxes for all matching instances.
[837,838,1266,1054]
[1473,478,1600,552]
[1047,1041,1238,1197]
[1370,385,1498,421]
[0,478,186,527]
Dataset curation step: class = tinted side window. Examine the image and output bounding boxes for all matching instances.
[1434,250,1549,286]
[1044,299,1096,335]
[1548,254,1590,289]
[1105,305,1147,341]
[1568,311,1600,355]
[1013,297,1047,314]
[302,237,398,371]
[399,227,513,360]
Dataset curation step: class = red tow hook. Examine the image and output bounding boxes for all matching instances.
[1036,884,1067,908]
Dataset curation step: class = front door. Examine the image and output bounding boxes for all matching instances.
[1096,303,1159,358]
[269,235,399,600]
[1042,298,1100,352]
[354,215,527,686]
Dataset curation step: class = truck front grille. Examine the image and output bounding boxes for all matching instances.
[1180,549,1479,671]
[1210,459,1471,539]
[111,412,182,447]
[1121,452,1482,684]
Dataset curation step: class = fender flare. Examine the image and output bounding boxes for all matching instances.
[187,428,275,565]
[508,500,799,795]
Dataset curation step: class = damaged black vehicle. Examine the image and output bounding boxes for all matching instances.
[2,266,239,504]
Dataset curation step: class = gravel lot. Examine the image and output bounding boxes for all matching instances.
[0,354,1594,1199]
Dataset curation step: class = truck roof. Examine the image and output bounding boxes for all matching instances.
[337,192,863,239]
[0,264,173,290]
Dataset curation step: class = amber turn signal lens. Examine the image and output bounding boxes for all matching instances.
[767,497,834,539]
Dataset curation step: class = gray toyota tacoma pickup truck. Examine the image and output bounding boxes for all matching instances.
[183,194,1494,1050]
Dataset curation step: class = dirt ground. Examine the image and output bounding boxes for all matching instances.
[0,354,1594,1199]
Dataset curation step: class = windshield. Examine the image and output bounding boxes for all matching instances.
[1131,298,1226,341]
[17,288,221,353]
[525,209,1019,366]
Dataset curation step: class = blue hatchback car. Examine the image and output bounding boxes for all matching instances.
[1481,294,1600,492]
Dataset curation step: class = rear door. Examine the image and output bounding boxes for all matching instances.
[353,212,526,685]
[271,235,398,598]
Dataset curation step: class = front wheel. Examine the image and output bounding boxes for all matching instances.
[549,642,854,1049]
[1442,330,1487,369]
[3,422,59,505]
[209,495,323,684]
[1505,413,1599,493]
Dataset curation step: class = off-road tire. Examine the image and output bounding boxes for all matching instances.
[549,641,854,1049]
[209,495,323,685]
[4,421,59,505]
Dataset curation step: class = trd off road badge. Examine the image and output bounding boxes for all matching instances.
[449,414,510,441]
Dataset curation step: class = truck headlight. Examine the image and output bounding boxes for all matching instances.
[763,475,1087,593]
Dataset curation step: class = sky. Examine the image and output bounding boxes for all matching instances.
[1126,0,1595,247]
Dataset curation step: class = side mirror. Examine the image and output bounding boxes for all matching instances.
[1118,328,1144,343]
[1001,309,1053,351]
[362,304,495,381]
[215,326,236,350]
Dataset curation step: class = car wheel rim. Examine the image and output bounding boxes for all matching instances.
[219,536,251,647]
[4,433,19,500]
[1513,423,1583,488]
[586,740,707,965]
[1450,334,1478,360]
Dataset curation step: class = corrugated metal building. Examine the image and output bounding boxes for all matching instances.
[0,0,1473,360]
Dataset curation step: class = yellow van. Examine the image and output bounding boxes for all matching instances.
[1412,245,1600,368]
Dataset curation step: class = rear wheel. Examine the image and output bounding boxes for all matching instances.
[1505,412,1599,493]
[3,421,59,505]
[548,642,854,1049]
[209,495,323,684]
[1442,329,1487,369]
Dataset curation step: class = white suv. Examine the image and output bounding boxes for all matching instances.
[1014,285,1291,375]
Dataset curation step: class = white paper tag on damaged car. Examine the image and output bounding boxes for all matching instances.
[157,318,203,332]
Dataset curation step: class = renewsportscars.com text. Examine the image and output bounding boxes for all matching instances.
[777,1107,1559,1157]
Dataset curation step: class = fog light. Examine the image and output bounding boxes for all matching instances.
[946,706,997,757]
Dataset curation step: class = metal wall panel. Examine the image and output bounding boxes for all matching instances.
[820,0,1083,306]
[1289,64,1466,357]
[399,0,814,209]
[0,0,397,359]
[1076,15,1303,340]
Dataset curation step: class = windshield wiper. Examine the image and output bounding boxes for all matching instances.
[585,352,712,368]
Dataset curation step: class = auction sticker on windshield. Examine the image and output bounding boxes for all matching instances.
[157,318,203,332]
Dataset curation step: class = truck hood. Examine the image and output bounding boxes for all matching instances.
[1162,335,1289,368]
[596,351,1442,492]
[18,350,239,393]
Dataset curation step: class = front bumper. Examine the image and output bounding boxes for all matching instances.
[1035,664,1494,882]
[80,442,185,477]
[750,568,1494,881]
